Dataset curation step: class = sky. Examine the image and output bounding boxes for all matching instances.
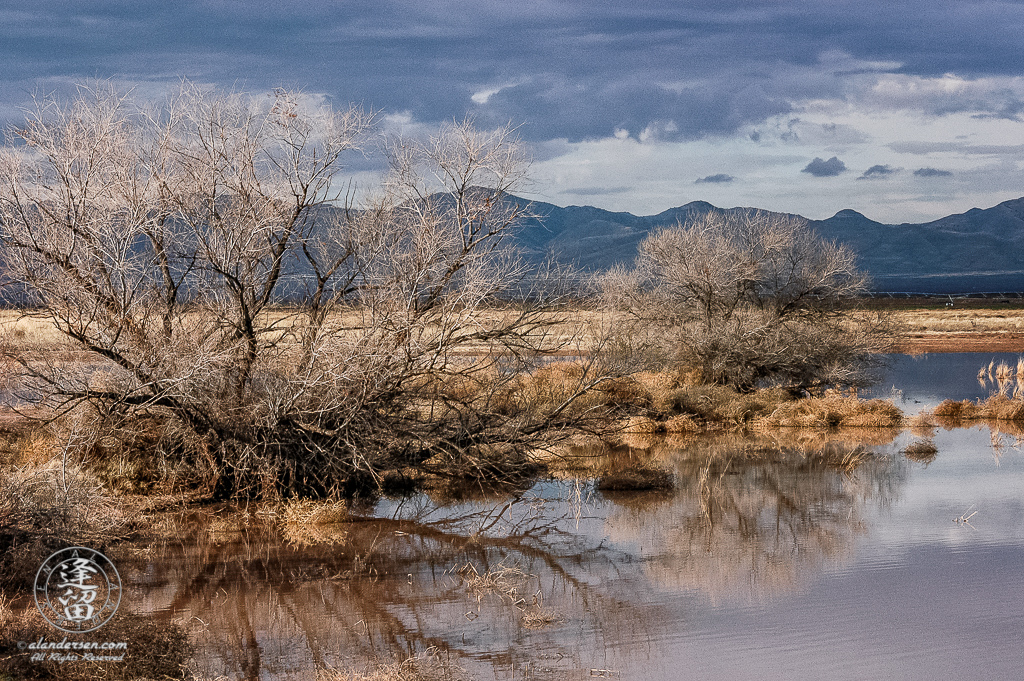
[2,0,1024,223]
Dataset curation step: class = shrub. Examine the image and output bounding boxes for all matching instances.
[0,84,604,499]
[600,210,895,391]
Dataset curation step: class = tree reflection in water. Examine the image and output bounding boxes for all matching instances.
[602,430,907,604]
[118,429,906,680]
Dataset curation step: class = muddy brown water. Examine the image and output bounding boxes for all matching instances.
[111,421,1024,681]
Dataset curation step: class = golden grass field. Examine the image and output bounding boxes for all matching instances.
[890,307,1024,352]
[0,307,601,357]
[4,306,1024,355]
[0,309,77,350]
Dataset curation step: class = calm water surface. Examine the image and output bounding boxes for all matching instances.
[872,351,1024,413]
[119,355,1024,680]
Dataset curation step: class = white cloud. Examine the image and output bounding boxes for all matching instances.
[471,87,502,105]
[470,78,530,105]
[834,72,1024,119]
[529,82,1024,224]
[379,110,437,139]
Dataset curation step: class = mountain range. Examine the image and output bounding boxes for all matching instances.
[513,196,1024,293]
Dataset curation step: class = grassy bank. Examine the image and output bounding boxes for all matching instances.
[513,364,902,432]
[0,362,906,505]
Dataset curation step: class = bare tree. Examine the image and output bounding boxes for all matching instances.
[0,84,602,498]
[601,210,894,391]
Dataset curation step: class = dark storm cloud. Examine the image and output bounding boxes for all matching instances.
[468,74,792,142]
[695,174,735,184]
[3,1,1024,139]
[802,157,847,177]
[914,167,954,177]
[858,164,897,179]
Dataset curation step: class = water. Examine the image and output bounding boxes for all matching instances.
[871,351,1024,413]
[115,355,1024,680]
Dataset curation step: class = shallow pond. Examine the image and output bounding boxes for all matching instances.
[871,351,1024,413]
[113,353,1024,681]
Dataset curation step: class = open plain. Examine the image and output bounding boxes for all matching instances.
[6,304,1024,360]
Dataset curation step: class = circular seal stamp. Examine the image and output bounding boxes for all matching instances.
[34,547,121,633]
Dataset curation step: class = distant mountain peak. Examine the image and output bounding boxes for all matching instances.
[831,209,868,220]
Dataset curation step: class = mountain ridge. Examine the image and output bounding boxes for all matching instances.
[513,195,1024,293]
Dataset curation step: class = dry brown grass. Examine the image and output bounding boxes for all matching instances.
[280,498,349,524]
[903,439,939,462]
[893,308,1024,352]
[0,310,77,351]
[457,561,532,603]
[524,367,905,438]
[501,366,801,430]
[454,561,563,631]
[443,360,825,451]
[275,498,351,547]
[803,443,874,473]
[319,648,463,681]
[0,602,192,680]
[892,308,1024,334]
[0,427,130,590]
[763,426,901,449]
[664,414,701,433]
[987,420,1024,439]
[520,607,565,629]
[621,415,659,433]
[975,357,1024,399]
[81,307,1015,356]
[519,362,649,413]
[755,395,904,429]
[650,384,794,424]
[932,399,982,421]
[933,394,1024,422]
[459,361,652,422]
[907,412,938,437]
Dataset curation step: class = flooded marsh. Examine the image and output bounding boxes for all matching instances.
[4,353,1024,680]
[108,423,1024,680]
